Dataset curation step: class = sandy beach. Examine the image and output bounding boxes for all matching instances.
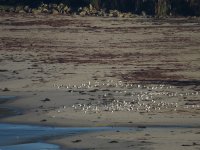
[0,13,200,149]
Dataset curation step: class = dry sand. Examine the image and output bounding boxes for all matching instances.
[0,13,200,149]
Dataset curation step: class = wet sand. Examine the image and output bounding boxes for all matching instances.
[51,126,200,150]
[0,13,200,149]
[0,123,120,150]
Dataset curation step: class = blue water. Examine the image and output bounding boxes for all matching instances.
[0,96,17,104]
[0,96,17,100]
[0,123,197,150]
[0,142,60,150]
[0,123,123,150]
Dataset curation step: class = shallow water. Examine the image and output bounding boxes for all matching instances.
[0,96,20,118]
[0,107,17,118]
[0,123,125,150]
[0,142,60,150]
[0,96,17,100]
[0,122,198,150]
[0,96,17,104]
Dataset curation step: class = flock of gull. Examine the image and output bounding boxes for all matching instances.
[53,80,199,114]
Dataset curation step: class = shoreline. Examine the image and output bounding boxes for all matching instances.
[0,13,200,149]
[0,121,199,150]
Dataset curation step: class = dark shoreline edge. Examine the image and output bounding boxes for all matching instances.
[0,95,23,119]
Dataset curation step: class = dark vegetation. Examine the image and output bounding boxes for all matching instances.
[0,0,200,16]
